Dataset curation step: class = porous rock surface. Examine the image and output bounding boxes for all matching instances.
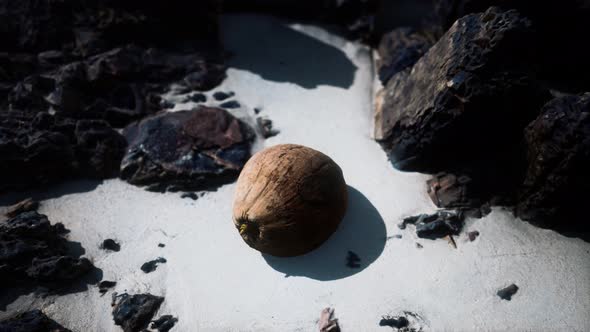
[375,7,547,171]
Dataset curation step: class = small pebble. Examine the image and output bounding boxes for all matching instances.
[151,315,178,332]
[158,243,166,248]
[98,280,117,294]
[379,316,409,328]
[254,107,262,114]
[497,284,518,300]
[219,100,240,109]
[467,231,480,242]
[189,93,207,103]
[100,239,121,252]
[141,257,167,273]
[213,91,234,101]
[416,243,423,249]
[181,192,199,200]
[346,251,361,268]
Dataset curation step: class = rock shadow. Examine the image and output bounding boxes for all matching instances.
[0,179,102,207]
[221,14,357,89]
[263,186,386,280]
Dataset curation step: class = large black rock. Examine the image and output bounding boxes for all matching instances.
[0,310,71,332]
[112,293,164,332]
[0,111,126,192]
[375,7,548,171]
[0,211,93,286]
[433,0,590,92]
[120,107,253,192]
[518,93,590,231]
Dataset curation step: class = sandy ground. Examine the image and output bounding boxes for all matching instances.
[1,14,589,332]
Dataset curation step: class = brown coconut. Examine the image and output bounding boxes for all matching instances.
[232,144,348,257]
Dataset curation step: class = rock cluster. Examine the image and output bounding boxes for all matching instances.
[0,211,94,288]
[0,0,227,193]
[376,3,590,232]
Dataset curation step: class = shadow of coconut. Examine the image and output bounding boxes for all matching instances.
[262,185,386,280]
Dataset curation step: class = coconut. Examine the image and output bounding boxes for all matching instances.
[232,144,348,257]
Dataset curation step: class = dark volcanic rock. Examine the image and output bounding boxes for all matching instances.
[188,93,207,103]
[497,283,518,300]
[100,239,121,252]
[433,0,590,92]
[0,211,93,286]
[1,0,226,128]
[375,8,548,171]
[379,311,427,331]
[0,310,71,332]
[517,94,590,231]
[379,315,409,329]
[112,293,164,332]
[377,27,434,85]
[151,315,178,332]
[213,91,234,101]
[400,210,463,239]
[99,280,117,294]
[120,107,253,192]
[346,251,361,269]
[219,100,241,109]
[0,111,126,192]
[141,257,167,273]
[467,231,480,241]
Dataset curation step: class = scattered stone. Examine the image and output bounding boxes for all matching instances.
[158,243,166,248]
[120,107,254,192]
[497,284,519,301]
[100,239,121,252]
[319,307,340,332]
[254,107,262,114]
[4,198,39,218]
[0,111,127,193]
[0,211,94,287]
[189,93,207,103]
[518,93,590,231]
[467,231,480,242]
[379,315,409,329]
[415,243,423,249]
[112,292,164,332]
[213,91,234,101]
[99,280,117,294]
[0,310,71,332]
[219,100,241,109]
[141,257,167,273]
[400,210,464,240]
[346,251,361,268]
[377,27,434,85]
[181,192,199,200]
[257,117,280,138]
[151,315,178,332]
[379,311,426,331]
[375,8,548,171]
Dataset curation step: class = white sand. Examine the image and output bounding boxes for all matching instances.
[2,14,589,332]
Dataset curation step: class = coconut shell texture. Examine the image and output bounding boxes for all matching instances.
[232,144,348,257]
